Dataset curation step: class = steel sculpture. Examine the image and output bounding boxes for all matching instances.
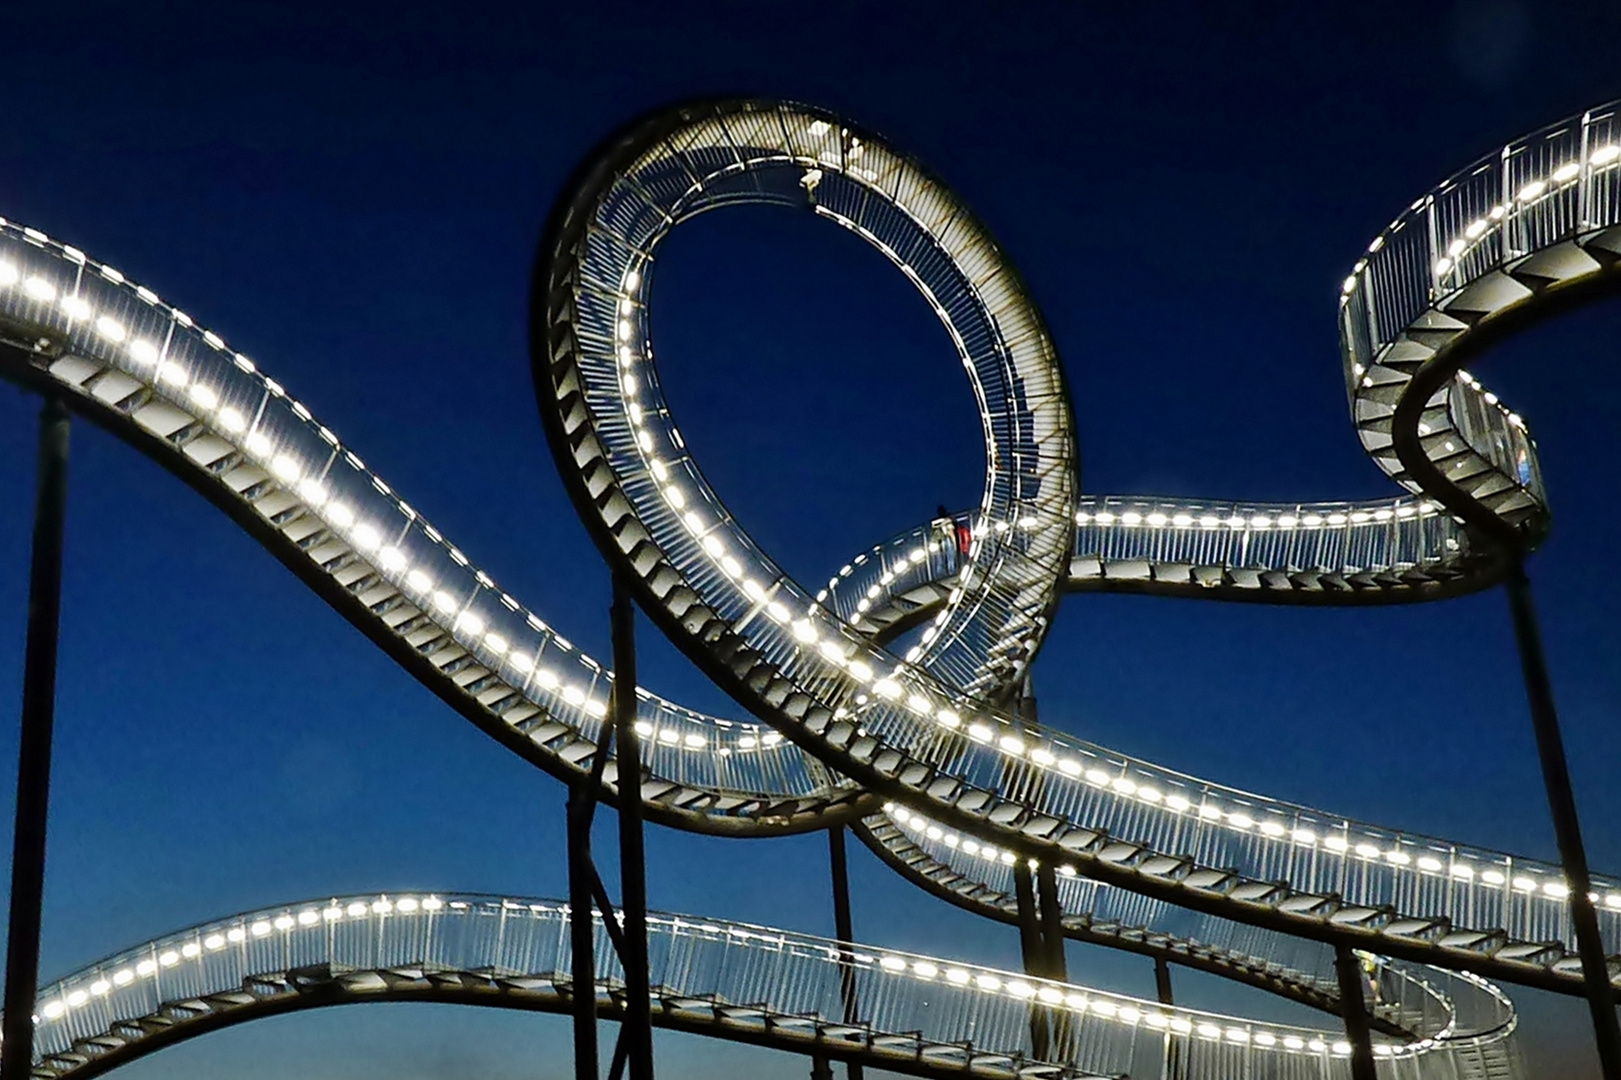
[1,96,1620,1078]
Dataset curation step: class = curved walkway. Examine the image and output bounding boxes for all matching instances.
[0,95,1617,1077]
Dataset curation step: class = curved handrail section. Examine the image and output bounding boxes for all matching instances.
[18,893,1517,1080]
[857,811,1522,1045]
[0,222,866,836]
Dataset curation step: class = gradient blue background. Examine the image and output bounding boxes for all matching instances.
[0,0,1617,1076]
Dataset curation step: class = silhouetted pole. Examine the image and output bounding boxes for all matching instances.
[568,781,600,1080]
[1332,946,1377,1080]
[1035,861,1070,1059]
[612,579,654,1080]
[1012,859,1050,1060]
[1504,561,1621,1080]
[0,398,70,1080]
[1034,861,1067,982]
[827,825,863,1080]
[1154,958,1177,1080]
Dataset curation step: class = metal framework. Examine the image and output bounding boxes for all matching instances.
[0,95,1619,1078]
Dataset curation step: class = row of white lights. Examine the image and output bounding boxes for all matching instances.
[1343,141,1621,302]
[1339,143,1620,461]
[3,227,862,780]
[866,950,1379,1058]
[35,896,448,1023]
[602,244,1614,924]
[1075,502,1439,530]
[20,220,1610,928]
[611,267,988,742]
[0,240,645,733]
[888,798,1621,910]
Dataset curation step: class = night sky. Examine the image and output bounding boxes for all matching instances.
[1,1,1619,1077]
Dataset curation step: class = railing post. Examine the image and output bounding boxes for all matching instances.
[0,397,70,1080]
[1012,859,1050,1060]
[1333,946,1378,1080]
[827,825,863,1080]
[612,578,654,1080]
[1504,561,1621,1080]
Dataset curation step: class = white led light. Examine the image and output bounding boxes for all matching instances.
[1517,179,1547,201]
[23,276,56,301]
[156,360,187,387]
[270,455,299,482]
[1552,162,1581,182]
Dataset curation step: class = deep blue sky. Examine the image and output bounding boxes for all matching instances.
[0,1,1618,1077]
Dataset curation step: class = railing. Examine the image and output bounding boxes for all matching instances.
[24,893,1517,1080]
[0,222,846,822]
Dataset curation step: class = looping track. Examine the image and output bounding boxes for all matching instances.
[0,96,1618,1077]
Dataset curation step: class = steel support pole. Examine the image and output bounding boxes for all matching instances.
[1155,957,1177,1080]
[1034,860,1070,1060]
[1333,946,1377,1080]
[827,825,864,1080]
[1505,561,1621,1080]
[1012,859,1050,1060]
[1035,861,1068,982]
[0,397,70,1080]
[567,783,600,1080]
[611,579,654,1080]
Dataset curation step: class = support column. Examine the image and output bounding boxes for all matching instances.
[0,398,70,1080]
[612,579,654,1080]
[828,825,863,1080]
[1333,946,1377,1080]
[1012,859,1050,1060]
[1034,860,1070,1061]
[568,782,600,1080]
[1504,562,1621,1080]
[1034,861,1068,982]
[1155,957,1177,1080]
